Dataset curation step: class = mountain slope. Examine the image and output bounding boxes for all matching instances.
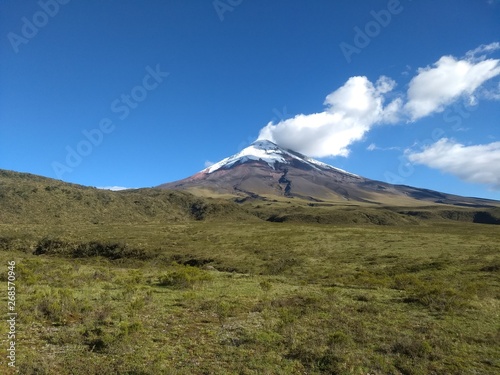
[0,169,255,225]
[158,140,499,208]
[1,168,499,228]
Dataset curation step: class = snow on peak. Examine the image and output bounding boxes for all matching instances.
[250,139,281,150]
[202,139,359,177]
[203,140,285,173]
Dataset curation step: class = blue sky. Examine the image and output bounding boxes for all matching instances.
[1,0,499,199]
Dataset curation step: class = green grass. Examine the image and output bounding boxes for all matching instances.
[2,168,500,228]
[0,169,257,225]
[1,170,499,373]
[0,220,499,374]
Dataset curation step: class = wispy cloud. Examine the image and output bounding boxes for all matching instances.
[479,81,500,100]
[465,42,500,61]
[407,138,500,190]
[367,143,401,152]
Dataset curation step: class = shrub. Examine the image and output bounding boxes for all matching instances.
[119,320,143,337]
[34,237,147,260]
[286,345,344,373]
[158,264,212,289]
[259,280,273,293]
[82,326,116,352]
[35,288,79,324]
[72,241,143,259]
[391,337,432,359]
[17,351,52,375]
[34,237,71,256]
[480,263,500,272]
[0,236,13,251]
[265,257,301,275]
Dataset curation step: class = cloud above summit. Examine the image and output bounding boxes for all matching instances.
[258,43,500,158]
[258,76,402,157]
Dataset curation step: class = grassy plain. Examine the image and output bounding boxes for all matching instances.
[0,219,499,374]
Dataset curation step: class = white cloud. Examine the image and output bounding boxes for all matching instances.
[405,45,500,121]
[257,42,500,160]
[97,186,131,191]
[258,76,401,157]
[407,138,500,190]
[204,160,215,168]
[367,143,377,151]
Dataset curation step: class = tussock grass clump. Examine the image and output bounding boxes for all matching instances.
[405,284,473,312]
[158,264,213,289]
[34,288,89,325]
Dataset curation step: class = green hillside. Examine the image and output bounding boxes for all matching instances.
[0,169,256,225]
[2,169,500,228]
[0,169,499,374]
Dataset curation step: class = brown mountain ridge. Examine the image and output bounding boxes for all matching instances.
[158,140,499,209]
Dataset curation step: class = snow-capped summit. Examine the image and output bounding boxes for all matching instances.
[203,139,358,177]
[158,139,495,206]
[159,139,370,201]
[203,140,287,173]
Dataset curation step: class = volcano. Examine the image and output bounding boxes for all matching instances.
[158,140,498,207]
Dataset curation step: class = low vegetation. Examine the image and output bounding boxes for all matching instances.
[1,169,500,228]
[0,220,499,374]
[0,170,499,373]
